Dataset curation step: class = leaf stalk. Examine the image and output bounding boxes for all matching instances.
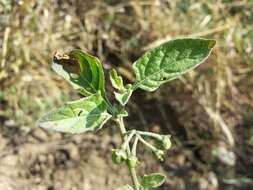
[116,117,140,190]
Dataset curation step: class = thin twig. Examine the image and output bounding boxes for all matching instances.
[138,135,157,152]
[131,135,139,156]
[137,131,163,140]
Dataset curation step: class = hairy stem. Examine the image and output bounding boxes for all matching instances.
[137,131,163,140]
[122,130,136,150]
[138,135,158,152]
[131,135,139,156]
[116,117,139,190]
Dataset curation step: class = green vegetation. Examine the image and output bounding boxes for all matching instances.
[1,1,253,189]
[38,38,215,190]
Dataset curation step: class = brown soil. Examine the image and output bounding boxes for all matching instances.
[1,1,253,190]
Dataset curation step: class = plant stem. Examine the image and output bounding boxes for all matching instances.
[116,117,139,190]
[122,130,136,150]
[137,131,163,140]
[131,135,139,156]
[138,135,158,152]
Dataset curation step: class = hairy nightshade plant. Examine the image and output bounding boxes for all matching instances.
[37,38,215,190]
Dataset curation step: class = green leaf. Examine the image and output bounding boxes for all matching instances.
[109,69,125,91]
[115,185,133,190]
[114,85,133,106]
[37,93,111,133]
[133,38,216,91]
[141,173,166,190]
[52,49,106,97]
[109,69,132,106]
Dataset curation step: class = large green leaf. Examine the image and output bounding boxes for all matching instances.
[115,185,133,190]
[52,49,106,97]
[141,173,166,190]
[37,93,111,133]
[133,38,216,91]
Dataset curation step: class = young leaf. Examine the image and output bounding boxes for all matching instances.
[52,49,106,97]
[109,69,125,91]
[115,185,133,190]
[114,86,133,106]
[37,93,111,133]
[109,69,133,106]
[141,173,166,190]
[133,38,216,91]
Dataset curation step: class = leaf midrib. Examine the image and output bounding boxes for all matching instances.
[43,112,111,122]
[133,47,212,89]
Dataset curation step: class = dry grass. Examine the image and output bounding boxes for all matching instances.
[0,0,253,190]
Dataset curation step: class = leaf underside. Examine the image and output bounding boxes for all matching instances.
[133,38,216,91]
[37,93,111,133]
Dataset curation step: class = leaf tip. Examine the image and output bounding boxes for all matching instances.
[207,39,216,49]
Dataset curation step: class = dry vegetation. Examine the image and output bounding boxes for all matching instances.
[0,0,253,190]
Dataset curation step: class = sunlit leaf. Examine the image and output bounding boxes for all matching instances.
[114,85,133,106]
[109,69,125,91]
[133,38,216,91]
[37,93,111,133]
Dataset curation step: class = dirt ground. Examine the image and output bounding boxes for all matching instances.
[0,127,131,190]
[0,84,252,190]
[0,1,253,190]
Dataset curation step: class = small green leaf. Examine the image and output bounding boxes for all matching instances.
[115,185,133,190]
[52,49,106,97]
[141,173,166,190]
[109,69,125,91]
[37,93,111,133]
[109,69,133,106]
[133,38,216,91]
[114,85,133,106]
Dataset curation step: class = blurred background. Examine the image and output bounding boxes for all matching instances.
[0,0,253,190]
